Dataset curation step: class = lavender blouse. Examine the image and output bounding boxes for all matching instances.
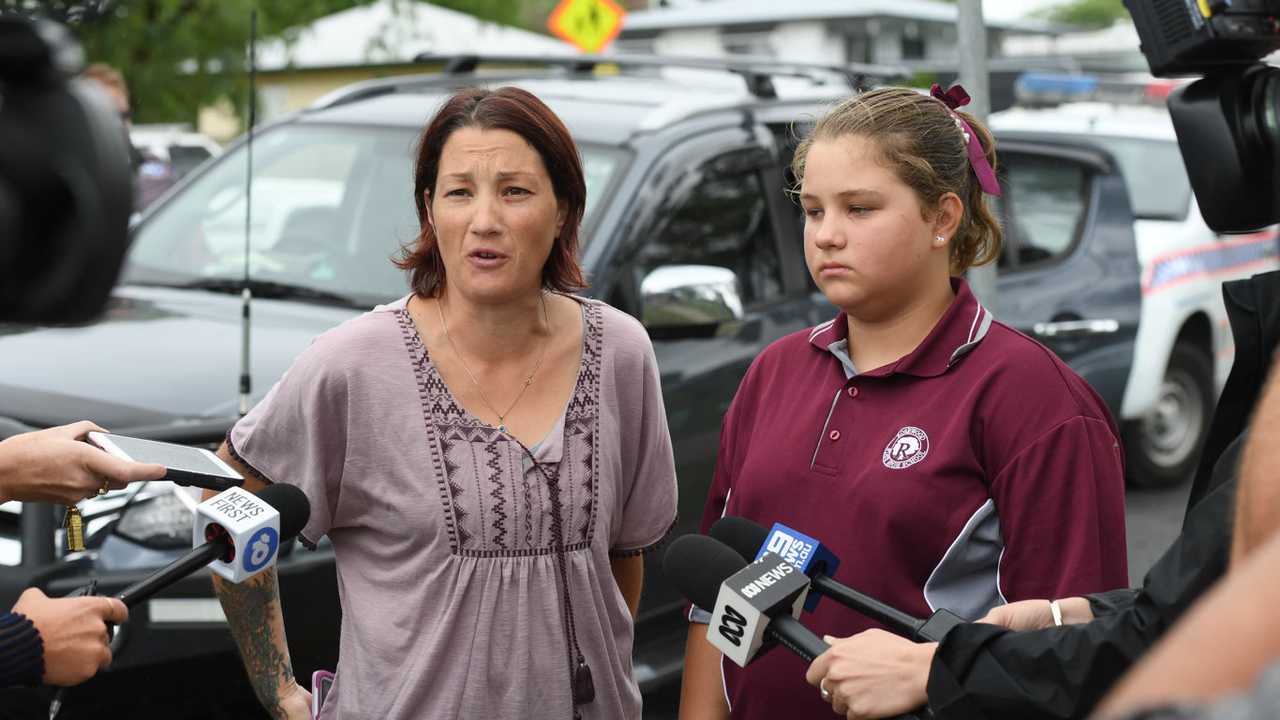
[228,295,678,719]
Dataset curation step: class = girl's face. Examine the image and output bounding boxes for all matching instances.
[428,126,566,305]
[799,134,953,320]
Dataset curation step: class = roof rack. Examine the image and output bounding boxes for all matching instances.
[310,52,907,110]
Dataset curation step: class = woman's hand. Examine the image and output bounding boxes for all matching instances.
[978,597,1093,631]
[806,629,934,719]
[13,588,128,686]
[0,421,165,505]
[274,681,312,720]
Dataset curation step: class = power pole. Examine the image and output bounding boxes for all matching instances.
[956,0,998,309]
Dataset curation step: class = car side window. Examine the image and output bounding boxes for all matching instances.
[168,145,214,179]
[766,121,813,289]
[1000,153,1090,268]
[638,153,784,305]
[768,121,808,227]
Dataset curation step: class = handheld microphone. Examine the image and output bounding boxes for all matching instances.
[663,533,827,666]
[117,483,309,606]
[710,517,964,643]
[747,521,838,612]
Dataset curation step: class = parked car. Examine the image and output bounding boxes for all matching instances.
[129,124,223,180]
[991,100,1280,486]
[0,55,1142,717]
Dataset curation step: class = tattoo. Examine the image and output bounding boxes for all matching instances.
[215,570,295,718]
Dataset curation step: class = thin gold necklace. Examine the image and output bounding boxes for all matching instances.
[436,292,551,434]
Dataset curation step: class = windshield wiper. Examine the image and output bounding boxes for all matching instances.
[171,279,359,307]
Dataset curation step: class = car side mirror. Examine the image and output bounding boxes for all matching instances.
[640,264,744,340]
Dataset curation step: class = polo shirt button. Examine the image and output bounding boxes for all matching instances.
[829,430,841,441]
[847,386,859,398]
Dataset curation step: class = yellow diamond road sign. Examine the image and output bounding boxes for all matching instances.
[548,0,625,54]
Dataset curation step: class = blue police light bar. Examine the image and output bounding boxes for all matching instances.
[1015,72,1099,104]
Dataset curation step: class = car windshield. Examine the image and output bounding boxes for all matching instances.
[1071,135,1192,221]
[125,124,624,306]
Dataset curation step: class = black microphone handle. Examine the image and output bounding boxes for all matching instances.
[766,614,829,663]
[811,574,926,638]
[117,539,228,607]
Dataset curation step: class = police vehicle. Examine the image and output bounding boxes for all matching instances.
[991,83,1280,487]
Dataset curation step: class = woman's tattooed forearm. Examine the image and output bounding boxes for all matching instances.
[216,571,294,717]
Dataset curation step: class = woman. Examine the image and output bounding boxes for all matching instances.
[679,85,1128,719]
[210,87,677,720]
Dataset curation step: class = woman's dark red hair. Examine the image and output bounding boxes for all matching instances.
[395,86,587,296]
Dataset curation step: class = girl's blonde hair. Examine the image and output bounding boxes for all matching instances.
[792,87,1003,274]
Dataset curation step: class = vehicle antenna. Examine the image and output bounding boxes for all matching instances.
[238,9,257,417]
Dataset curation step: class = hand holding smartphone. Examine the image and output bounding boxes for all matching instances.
[312,670,334,719]
[86,432,243,492]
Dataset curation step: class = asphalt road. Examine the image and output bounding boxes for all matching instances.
[642,477,1200,719]
[1124,478,1195,585]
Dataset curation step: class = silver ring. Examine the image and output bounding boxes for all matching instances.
[820,679,832,702]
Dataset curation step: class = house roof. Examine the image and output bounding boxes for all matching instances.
[621,0,1056,35]
[256,0,573,72]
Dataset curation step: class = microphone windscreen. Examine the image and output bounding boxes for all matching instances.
[709,516,769,560]
[663,534,748,610]
[256,483,310,542]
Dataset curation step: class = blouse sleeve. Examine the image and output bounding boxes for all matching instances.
[609,316,678,557]
[227,338,349,549]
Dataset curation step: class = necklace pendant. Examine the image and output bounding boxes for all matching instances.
[498,423,506,433]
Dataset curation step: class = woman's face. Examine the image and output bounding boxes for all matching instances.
[429,126,566,305]
[800,134,949,320]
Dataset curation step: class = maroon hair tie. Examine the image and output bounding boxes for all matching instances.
[929,83,1002,197]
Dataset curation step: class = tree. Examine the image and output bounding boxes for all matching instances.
[1039,0,1129,29]
[3,0,380,124]
[3,0,561,125]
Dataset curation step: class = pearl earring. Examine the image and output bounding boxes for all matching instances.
[935,235,946,246]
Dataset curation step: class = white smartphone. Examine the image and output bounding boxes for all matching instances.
[312,670,334,718]
[86,432,243,492]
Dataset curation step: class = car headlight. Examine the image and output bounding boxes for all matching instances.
[112,490,194,549]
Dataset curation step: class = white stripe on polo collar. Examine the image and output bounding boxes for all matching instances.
[965,304,982,344]
[950,305,994,367]
[808,318,836,343]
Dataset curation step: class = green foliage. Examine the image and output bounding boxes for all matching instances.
[1039,0,1130,29]
[8,0,563,125]
[50,0,376,124]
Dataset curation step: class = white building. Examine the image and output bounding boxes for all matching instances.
[238,0,574,127]
[1002,19,1149,73]
[616,0,1055,68]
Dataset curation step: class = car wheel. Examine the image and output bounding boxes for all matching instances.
[1125,342,1213,488]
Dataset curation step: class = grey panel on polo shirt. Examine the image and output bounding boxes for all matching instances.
[922,499,1006,620]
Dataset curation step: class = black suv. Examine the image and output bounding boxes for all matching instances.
[0,55,1141,717]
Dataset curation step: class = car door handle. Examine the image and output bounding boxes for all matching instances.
[1032,319,1120,338]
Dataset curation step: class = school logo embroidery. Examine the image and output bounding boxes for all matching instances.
[883,426,929,469]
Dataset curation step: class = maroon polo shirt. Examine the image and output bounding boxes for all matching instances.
[693,279,1128,719]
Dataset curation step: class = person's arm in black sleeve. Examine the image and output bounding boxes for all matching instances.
[927,462,1237,720]
[0,612,43,688]
[1087,588,1141,618]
